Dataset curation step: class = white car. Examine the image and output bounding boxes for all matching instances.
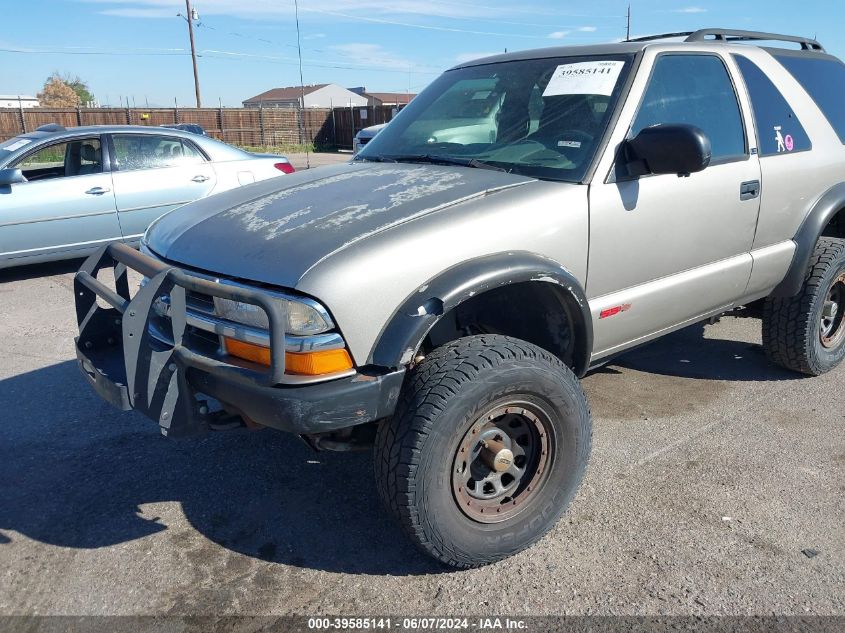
[352,123,387,155]
[0,124,294,268]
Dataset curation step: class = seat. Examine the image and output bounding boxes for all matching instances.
[528,95,600,150]
[77,143,102,175]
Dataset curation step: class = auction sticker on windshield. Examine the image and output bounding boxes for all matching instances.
[1,138,31,152]
[543,60,625,97]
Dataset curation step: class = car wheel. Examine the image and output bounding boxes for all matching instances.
[762,236,845,375]
[373,334,591,568]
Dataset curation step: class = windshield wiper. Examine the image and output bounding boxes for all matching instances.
[381,154,510,173]
[352,155,397,163]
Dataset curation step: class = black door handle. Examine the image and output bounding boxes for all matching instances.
[740,180,761,201]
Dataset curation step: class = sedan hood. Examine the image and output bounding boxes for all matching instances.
[146,162,534,288]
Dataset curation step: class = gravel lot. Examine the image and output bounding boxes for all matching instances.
[0,247,843,616]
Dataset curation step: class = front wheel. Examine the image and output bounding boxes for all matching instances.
[762,237,845,375]
[374,335,591,568]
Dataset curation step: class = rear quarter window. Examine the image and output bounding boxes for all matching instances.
[775,54,845,143]
[733,55,811,156]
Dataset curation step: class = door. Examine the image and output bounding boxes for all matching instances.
[108,133,216,242]
[0,136,121,265]
[588,53,762,357]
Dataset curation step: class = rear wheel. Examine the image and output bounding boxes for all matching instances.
[762,237,845,375]
[374,335,591,568]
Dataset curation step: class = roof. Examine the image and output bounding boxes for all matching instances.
[8,125,231,149]
[1,124,248,164]
[243,84,329,103]
[452,28,831,69]
[365,92,416,104]
[0,95,37,100]
[451,42,648,69]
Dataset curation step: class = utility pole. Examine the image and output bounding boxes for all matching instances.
[293,0,310,168]
[626,5,631,42]
[180,0,202,108]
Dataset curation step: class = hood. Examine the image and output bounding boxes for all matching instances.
[357,123,387,139]
[146,162,535,288]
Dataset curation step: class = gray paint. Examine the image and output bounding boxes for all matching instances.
[111,40,845,369]
[146,163,536,289]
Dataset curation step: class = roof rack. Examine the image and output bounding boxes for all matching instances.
[627,31,695,43]
[628,28,825,52]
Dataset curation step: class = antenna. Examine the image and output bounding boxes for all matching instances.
[626,5,631,41]
[293,0,310,169]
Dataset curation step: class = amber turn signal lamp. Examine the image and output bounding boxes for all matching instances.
[286,348,353,375]
[224,338,353,376]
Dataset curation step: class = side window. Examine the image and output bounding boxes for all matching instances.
[112,134,204,171]
[775,55,845,144]
[13,138,102,181]
[631,54,746,162]
[734,55,811,156]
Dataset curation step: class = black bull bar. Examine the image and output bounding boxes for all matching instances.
[74,242,289,437]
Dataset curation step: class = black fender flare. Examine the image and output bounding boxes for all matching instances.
[772,182,845,297]
[368,252,593,377]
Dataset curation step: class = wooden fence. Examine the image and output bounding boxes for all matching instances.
[0,105,401,150]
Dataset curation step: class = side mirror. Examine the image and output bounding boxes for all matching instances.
[0,168,26,186]
[623,124,712,177]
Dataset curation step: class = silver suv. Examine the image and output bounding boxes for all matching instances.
[74,29,845,568]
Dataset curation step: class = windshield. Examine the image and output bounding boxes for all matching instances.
[358,54,633,182]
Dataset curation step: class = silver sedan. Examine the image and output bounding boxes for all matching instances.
[0,124,294,268]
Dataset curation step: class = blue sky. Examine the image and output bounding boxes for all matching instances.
[2,1,842,107]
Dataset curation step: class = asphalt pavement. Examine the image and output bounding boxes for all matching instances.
[0,257,842,617]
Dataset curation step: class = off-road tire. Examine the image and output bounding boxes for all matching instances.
[373,334,591,569]
[762,237,845,375]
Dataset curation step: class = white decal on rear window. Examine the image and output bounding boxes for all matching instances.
[543,60,625,97]
[2,139,32,152]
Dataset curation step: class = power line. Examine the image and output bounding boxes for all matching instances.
[0,46,442,74]
[419,0,626,19]
[297,7,559,39]
[200,49,441,74]
[293,0,309,169]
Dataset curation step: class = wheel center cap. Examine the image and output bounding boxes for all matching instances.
[481,438,514,473]
[823,300,838,319]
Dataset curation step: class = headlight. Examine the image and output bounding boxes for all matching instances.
[213,296,331,335]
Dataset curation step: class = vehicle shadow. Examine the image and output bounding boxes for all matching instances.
[0,361,440,576]
[0,258,84,283]
[0,320,801,576]
[605,319,804,382]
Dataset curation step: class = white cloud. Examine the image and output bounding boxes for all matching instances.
[84,0,515,21]
[99,7,174,18]
[329,43,413,71]
[673,7,707,13]
[577,26,597,32]
[548,31,571,39]
[455,51,500,63]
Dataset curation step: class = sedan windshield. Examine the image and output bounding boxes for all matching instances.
[357,54,633,182]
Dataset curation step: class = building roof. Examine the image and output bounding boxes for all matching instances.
[365,92,416,104]
[0,95,38,100]
[243,84,329,103]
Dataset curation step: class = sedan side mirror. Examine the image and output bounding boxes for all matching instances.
[0,168,26,186]
[623,124,712,177]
